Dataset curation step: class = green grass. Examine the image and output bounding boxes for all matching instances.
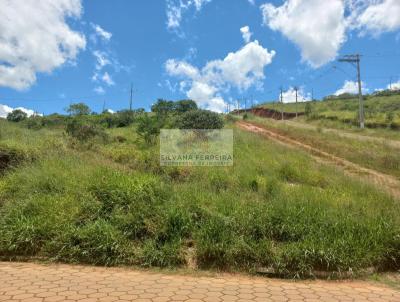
[0,120,399,278]
[261,94,400,132]
[246,115,400,179]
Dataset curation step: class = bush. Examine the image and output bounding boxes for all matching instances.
[66,119,108,142]
[7,109,28,122]
[136,114,160,144]
[176,110,224,129]
[305,103,312,117]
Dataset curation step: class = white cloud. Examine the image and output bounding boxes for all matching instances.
[91,23,112,41]
[0,104,41,118]
[0,0,86,90]
[165,60,200,79]
[260,0,400,68]
[248,0,255,5]
[349,0,400,35]
[101,72,114,86]
[282,87,311,103]
[388,80,400,91]
[166,36,275,112]
[334,80,367,95]
[93,50,111,70]
[94,86,105,95]
[166,0,211,30]
[240,26,253,44]
[261,0,346,68]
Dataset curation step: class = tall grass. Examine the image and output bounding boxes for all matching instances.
[0,121,399,277]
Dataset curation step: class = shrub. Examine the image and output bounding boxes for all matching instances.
[7,109,28,122]
[66,119,108,142]
[176,110,224,129]
[305,103,312,117]
[136,114,160,144]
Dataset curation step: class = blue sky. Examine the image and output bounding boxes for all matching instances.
[0,0,400,116]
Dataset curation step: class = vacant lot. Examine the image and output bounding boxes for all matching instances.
[0,115,399,278]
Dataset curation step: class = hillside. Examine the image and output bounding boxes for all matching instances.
[1,107,400,278]
[260,93,400,129]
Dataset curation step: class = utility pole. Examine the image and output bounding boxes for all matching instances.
[102,100,106,113]
[311,88,314,101]
[294,86,298,118]
[280,87,284,121]
[129,83,133,111]
[339,54,364,129]
[389,76,393,91]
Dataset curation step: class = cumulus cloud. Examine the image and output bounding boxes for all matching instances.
[91,23,112,41]
[260,0,400,68]
[334,80,367,95]
[166,0,211,30]
[240,26,253,44]
[349,0,400,35]
[0,104,41,118]
[388,80,400,91]
[0,0,86,90]
[282,87,311,103]
[261,0,346,68]
[166,38,275,112]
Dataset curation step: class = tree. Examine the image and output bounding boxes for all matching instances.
[66,103,91,116]
[7,109,28,122]
[174,100,198,113]
[176,110,224,129]
[151,99,175,115]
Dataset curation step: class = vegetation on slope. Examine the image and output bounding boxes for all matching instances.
[261,91,400,130]
[245,115,400,179]
[0,101,399,278]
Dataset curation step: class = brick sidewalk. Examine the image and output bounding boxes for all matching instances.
[0,262,399,301]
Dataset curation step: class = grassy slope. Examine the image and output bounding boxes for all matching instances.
[260,94,400,133]
[245,115,400,179]
[0,120,399,278]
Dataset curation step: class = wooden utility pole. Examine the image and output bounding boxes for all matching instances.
[129,83,133,111]
[294,86,298,118]
[339,54,364,129]
[280,87,284,121]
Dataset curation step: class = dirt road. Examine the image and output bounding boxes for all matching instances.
[237,121,400,199]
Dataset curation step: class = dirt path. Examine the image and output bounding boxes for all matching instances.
[1,262,399,302]
[284,120,400,149]
[237,121,400,199]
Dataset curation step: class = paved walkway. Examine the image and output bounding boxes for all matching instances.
[0,262,399,302]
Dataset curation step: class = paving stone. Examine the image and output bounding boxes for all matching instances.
[0,262,398,302]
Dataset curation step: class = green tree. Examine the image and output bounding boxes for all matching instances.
[174,100,198,113]
[66,103,91,116]
[151,99,175,115]
[6,109,28,122]
[176,110,224,129]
